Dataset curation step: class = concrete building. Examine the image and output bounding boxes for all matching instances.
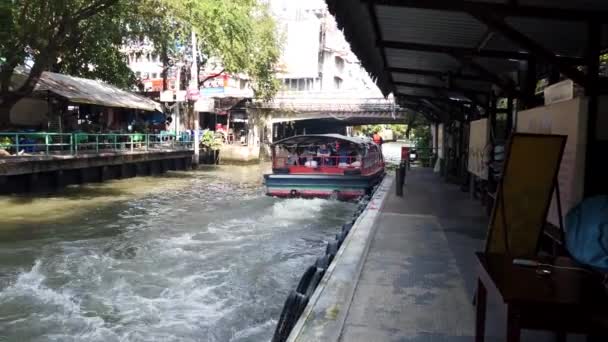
[268,0,380,95]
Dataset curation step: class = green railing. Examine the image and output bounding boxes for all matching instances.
[0,132,194,156]
[0,132,73,155]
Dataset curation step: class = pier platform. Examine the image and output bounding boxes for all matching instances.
[0,150,193,194]
[290,168,578,342]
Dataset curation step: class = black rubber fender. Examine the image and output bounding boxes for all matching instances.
[337,230,348,243]
[315,255,329,270]
[342,223,353,234]
[326,241,339,258]
[304,268,325,297]
[334,234,343,249]
[296,265,318,295]
[271,291,309,342]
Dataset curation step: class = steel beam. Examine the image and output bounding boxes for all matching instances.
[380,40,584,65]
[397,93,472,104]
[366,0,608,22]
[394,81,489,95]
[448,53,520,98]
[584,21,604,197]
[468,11,589,88]
[388,67,494,83]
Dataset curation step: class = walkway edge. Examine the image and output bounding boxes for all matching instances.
[287,175,394,342]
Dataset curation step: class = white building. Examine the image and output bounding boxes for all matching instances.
[268,0,381,95]
[123,42,168,92]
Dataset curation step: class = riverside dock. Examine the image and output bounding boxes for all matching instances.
[289,168,567,342]
[0,133,193,194]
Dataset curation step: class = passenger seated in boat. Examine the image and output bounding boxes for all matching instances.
[317,144,331,166]
[287,150,298,165]
[350,153,362,168]
[337,144,350,168]
[302,147,317,167]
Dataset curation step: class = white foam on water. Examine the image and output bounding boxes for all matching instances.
[270,198,329,221]
[0,260,78,312]
[230,319,277,342]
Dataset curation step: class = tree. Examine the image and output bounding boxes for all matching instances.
[162,0,281,101]
[0,0,281,128]
[0,0,124,127]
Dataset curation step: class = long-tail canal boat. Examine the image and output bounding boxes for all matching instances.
[264,134,385,200]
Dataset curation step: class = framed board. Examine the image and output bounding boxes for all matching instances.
[468,118,490,180]
[486,133,567,257]
[516,97,587,227]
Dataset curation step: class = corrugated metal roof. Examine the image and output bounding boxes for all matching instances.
[12,70,161,112]
[377,6,486,49]
[385,49,460,72]
[484,18,588,57]
[519,0,608,11]
[326,0,393,96]
[395,86,439,98]
[327,0,608,110]
[392,74,446,87]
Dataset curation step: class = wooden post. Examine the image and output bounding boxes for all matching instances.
[584,21,603,197]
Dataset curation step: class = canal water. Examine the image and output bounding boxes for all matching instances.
[0,164,357,342]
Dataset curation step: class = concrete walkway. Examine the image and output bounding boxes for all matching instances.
[338,168,485,341]
[290,168,583,342]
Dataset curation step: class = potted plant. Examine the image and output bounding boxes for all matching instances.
[0,136,13,156]
[199,130,223,164]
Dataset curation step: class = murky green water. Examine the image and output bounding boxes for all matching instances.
[0,164,356,342]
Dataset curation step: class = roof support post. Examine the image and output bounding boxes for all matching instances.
[584,21,605,197]
[467,11,589,88]
[523,57,537,109]
[506,96,514,136]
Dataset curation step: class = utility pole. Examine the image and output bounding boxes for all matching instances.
[191,30,200,165]
[175,65,181,137]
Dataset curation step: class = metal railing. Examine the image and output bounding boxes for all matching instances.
[272,151,383,175]
[0,132,193,156]
[0,132,73,155]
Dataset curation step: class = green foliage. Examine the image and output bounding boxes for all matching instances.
[0,136,12,149]
[200,130,223,151]
[0,0,139,126]
[50,0,142,88]
[162,0,282,102]
[0,0,281,127]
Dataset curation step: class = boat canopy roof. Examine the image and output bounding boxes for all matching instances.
[272,134,373,147]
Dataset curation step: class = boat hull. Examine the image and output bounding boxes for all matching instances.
[264,170,384,200]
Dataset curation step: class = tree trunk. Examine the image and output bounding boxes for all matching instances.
[0,95,21,128]
[0,104,12,128]
[161,43,168,91]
